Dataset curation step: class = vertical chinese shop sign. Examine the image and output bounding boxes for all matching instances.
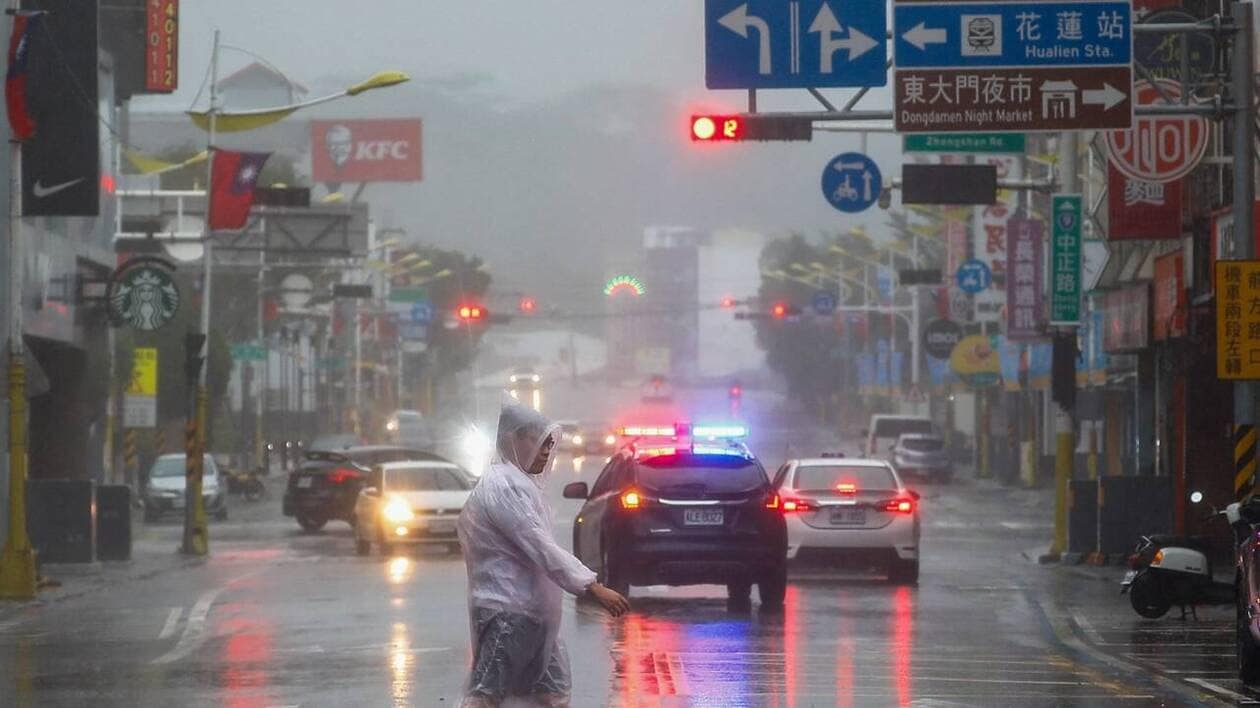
[1006,217,1044,340]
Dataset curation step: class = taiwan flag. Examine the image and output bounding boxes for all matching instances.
[207,149,271,231]
[5,12,40,141]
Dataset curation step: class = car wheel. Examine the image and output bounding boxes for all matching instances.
[599,546,630,597]
[758,565,787,610]
[1239,581,1260,684]
[296,512,327,534]
[355,538,371,556]
[888,558,920,586]
[726,581,752,612]
[1128,571,1170,619]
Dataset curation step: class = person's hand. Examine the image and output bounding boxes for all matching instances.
[587,582,630,617]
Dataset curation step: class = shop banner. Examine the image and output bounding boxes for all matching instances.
[1153,250,1186,340]
[1107,163,1182,240]
[1006,217,1044,340]
[1102,283,1150,352]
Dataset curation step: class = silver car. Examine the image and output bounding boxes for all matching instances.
[891,433,953,483]
[143,453,228,522]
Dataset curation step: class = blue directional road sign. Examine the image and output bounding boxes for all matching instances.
[812,291,837,315]
[410,300,434,325]
[706,0,887,89]
[894,2,1131,69]
[955,259,992,294]
[822,152,881,213]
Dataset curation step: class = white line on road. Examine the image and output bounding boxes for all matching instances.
[665,653,692,696]
[158,607,183,639]
[1185,678,1260,704]
[1070,610,1105,645]
[152,588,223,665]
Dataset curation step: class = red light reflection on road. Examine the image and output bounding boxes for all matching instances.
[783,585,799,708]
[890,586,915,707]
[217,602,274,708]
[836,590,854,708]
[616,612,683,705]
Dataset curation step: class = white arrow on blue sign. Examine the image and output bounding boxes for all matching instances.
[410,301,434,325]
[706,0,887,89]
[955,259,993,294]
[822,152,882,213]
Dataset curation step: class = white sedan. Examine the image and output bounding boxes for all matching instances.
[354,460,473,555]
[774,457,920,584]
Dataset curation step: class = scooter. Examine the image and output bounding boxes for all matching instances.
[1122,492,1243,619]
[226,466,266,502]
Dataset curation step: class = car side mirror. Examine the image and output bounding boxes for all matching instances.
[562,482,589,500]
[363,487,380,497]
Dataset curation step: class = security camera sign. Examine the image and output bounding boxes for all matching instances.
[310,119,423,183]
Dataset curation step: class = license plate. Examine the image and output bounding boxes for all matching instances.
[830,508,866,525]
[297,477,313,488]
[423,520,456,535]
[683,508,724,526]
[1121,570,1137,586]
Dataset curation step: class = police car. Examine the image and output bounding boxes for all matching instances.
[563,423,787,609]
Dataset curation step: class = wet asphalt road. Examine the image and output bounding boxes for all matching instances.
[0,391,1256,705]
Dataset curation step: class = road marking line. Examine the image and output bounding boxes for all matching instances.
[158,607,183,639]
[1070,610,1105,645]
[152,588,223,665]
[1185,678,1260,703]
[665,652,691,696]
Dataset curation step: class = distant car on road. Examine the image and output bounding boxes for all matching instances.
[385,410,431,448]
[353,460,473,555]
[508,368,543,411]
[891,433,953,482]
[863,414,938,462]
[564,426,787,609]
[773,457,920,584]
[143,453,228,522]
[283,445,444,533]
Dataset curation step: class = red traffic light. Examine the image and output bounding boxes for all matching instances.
[691,115,742,141]
[519,297,537,314]
[772,302,788,319]
[457,304,486,321]
[720,296,736,309]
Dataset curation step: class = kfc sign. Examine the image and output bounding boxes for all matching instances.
[311,119,422,183]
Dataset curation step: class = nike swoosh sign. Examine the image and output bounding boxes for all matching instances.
[32,178,84,198]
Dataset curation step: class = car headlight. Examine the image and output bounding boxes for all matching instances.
[386,420,400,432]
[383,497,414,523]
[571,434,584,446]
[604,434,616,446]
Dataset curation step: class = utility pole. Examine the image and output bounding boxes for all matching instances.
[0,5,34,595]
[182,29,219,557]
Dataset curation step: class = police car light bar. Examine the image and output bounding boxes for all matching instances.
[619,425,676,437]
[691,444,748,457]
[692,424,748,439]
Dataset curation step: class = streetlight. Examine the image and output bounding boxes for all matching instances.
[180,34,408,557]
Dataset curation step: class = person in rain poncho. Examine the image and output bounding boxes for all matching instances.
[458,403,629,707]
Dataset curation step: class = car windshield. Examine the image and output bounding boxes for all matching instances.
[874,419,936,438]
[151,455,214,478]
[901,437,945,452]
[793,465,898,493]
[636,456,766,494]
[385,466,469,491]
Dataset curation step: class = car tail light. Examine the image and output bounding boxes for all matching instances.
[883,496,914,513]
[327,467,362,484]
[620,489,642,510]
[781,497,816,513]
[765,492,781,510]
[837,482,857,494]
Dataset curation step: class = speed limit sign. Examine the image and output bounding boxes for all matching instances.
[1105,79,1209,183]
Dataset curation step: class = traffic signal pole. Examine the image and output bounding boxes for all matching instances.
[182,30,219,557]
[1230,2,1257,498]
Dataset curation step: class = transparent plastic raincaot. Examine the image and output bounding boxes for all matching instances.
[457,403,597,707]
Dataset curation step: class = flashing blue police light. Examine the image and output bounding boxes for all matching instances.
[691,444,750,457]
[692,424,748,439]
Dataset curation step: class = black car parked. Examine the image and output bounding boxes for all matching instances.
[563,444,787,610]
[283,445,441,532]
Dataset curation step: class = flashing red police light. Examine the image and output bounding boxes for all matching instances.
[691,115,742,141]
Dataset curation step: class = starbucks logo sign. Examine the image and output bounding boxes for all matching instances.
[108,257,180,331]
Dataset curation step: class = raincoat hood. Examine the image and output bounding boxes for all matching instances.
[495,403,560,488]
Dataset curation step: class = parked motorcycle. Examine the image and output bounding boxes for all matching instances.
[226,466,266,502]
[1122,492,1243,619]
